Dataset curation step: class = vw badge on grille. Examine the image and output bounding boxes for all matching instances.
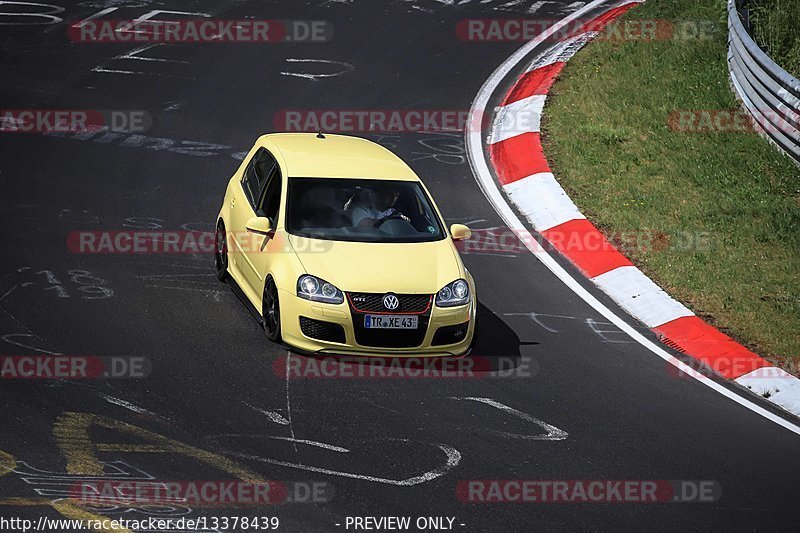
[382,294,399,310]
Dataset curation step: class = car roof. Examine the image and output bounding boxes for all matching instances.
[258,133,420,181]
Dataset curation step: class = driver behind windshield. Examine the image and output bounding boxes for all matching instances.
[348,186,411,228]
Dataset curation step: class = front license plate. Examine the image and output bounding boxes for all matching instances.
[364,315,418,329]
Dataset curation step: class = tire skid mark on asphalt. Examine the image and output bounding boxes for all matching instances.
[280,58,354,81]
[135,272,228,299]
[41,129,240,158]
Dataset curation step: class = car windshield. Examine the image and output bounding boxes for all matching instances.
[286,178,446,243]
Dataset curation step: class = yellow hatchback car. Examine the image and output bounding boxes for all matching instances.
[215,133,476,356]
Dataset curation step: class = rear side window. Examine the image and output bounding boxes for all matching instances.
[258,165,282,227]
[242,148,277,208]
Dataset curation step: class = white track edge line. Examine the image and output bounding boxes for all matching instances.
[465,0,800,435]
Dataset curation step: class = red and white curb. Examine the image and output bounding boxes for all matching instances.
[471,0,800,419]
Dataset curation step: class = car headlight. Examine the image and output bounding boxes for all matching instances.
[297,275,344,304]
[435,279,470,307]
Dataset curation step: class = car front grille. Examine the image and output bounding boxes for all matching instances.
[346,292,432,314]
[346,293,432,348]
[351,318,430,348]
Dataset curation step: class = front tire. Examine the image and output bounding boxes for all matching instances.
[263,278,282,342]
[214,219,228,281]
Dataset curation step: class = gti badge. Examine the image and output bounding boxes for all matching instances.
[382,293,399,310]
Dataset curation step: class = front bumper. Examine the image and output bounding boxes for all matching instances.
[278,289,476,357]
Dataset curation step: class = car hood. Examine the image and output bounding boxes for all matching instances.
[288,234,464,294]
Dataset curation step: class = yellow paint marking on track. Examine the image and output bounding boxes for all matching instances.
[95,444,170,452]
[55,412,264,481]
[0,450,16,476]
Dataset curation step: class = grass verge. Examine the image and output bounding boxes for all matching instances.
[748,0,800,79]
[542,0,800,368]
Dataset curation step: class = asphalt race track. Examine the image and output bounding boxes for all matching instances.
[1,1,799,532]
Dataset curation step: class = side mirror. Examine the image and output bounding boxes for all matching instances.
[245,216,272,235]
[450,224,472,242]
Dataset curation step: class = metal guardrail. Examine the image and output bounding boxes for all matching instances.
[727,0,800,164]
